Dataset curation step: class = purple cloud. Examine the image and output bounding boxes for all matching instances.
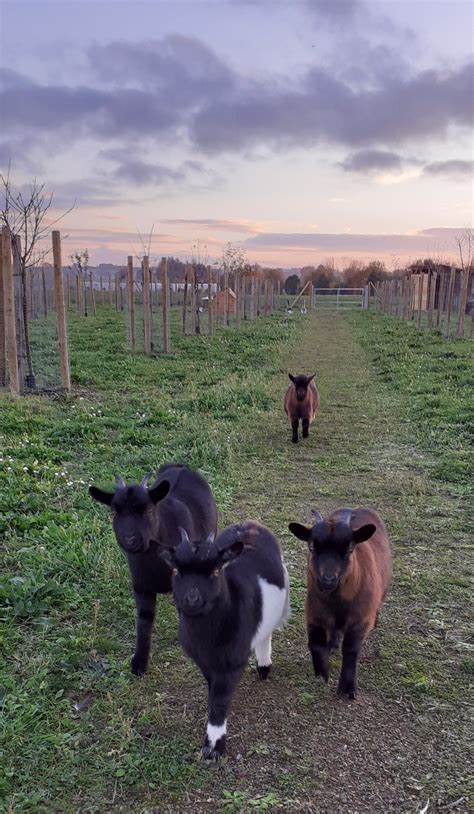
[423,160,474,179]
[340,149,405,173]
[244,228,467,255]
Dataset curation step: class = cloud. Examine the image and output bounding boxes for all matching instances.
[340,149,404,173]
[306,0,362,25]
[99,148,186,185]
[192,61,473,153]
[162,218,261,234]
[423,160,474,179]
[340,151,473,183]
[1,38,472,162]
[244,228,467,255]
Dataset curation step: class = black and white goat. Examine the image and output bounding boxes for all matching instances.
[156,521,290,760]
[89,463,218,675]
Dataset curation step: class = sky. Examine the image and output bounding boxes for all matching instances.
[1,0,473,268]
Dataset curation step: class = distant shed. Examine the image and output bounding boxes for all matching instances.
[212,288,236,315]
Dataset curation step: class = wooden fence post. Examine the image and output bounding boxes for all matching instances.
[99,275,103,305]
[190,264,196,335]
[0,231,6,386]
[250,274,256,320]
[436,271,446,330]
[52,231,71,393]
[89,270,97,316]
[223,267,229,327]
[427,271,437,328]
[264,278,270,316]
[182,266,188,334]
[207,265,213,336]
[444,267,456,338]
[127,256,136,350]
[161,256,170,353]
[2,228,19,395]
[142,255,151,354]
[416,274,424,328]
[456,267,470,338]
[235,271,241,329]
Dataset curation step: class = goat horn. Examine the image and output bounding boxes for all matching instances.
[179,527,192,547]
[115,474,126,488]
[311,510,323,523]
[140,474,150,488]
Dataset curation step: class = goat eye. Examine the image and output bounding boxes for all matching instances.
[212,568,220,577]
[308,541,314,552]
[172,568,179,577]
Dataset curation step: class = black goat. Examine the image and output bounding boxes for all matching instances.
[89,463,218,675]
[156,521,289,760]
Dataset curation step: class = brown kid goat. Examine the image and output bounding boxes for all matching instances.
[288,507,391,699]
[284,374,320,443]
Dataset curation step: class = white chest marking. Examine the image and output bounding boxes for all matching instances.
[251,576,288,650]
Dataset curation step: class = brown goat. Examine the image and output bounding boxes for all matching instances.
[288,507,391,698]
[284,374,320,443]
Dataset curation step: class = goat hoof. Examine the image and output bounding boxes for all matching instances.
[337,679,357,700]
[292,437,298,444]
[257,665,271,680]
[312,662,329,682]
[130,654,147,676]
[202,737,226,761]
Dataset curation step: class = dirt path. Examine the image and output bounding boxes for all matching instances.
[122,313,471,814]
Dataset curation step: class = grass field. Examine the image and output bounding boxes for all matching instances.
[1,306,472,813]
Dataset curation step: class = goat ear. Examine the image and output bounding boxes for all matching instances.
[307,374,315,383]
[352,524,376,545]
[288,373,295,383]
[148,479,170,504]
[219,540,244,565]
[288,522,311,542]
[89,486,114,506]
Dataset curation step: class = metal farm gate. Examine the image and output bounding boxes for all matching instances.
[313,287,368,311]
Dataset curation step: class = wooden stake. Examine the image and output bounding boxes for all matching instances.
[182,267,188,335]
[264,278,270,316]
[223,267,229,327]
[142,255,151,354]
[435,271,446,329]
[235,271,241,328]
[127,256,136,350]
[2,228,19,395]
[250,274,256,320]
[161,257,170,353]
[427,272,437,328]
[444,267,456,338]
[0,229,6,387]
[190,264,196,335]
[456,267,470,338]
[89,270,96,316]
[207,265,213,336]
[416,274,424,328]
[52,231,71,393]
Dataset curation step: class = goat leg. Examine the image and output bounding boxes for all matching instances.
[337,627,364,699]
[131,591,156,675]
[308,625,330,682]
[202,667,244,761]
[291,417,299,444]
